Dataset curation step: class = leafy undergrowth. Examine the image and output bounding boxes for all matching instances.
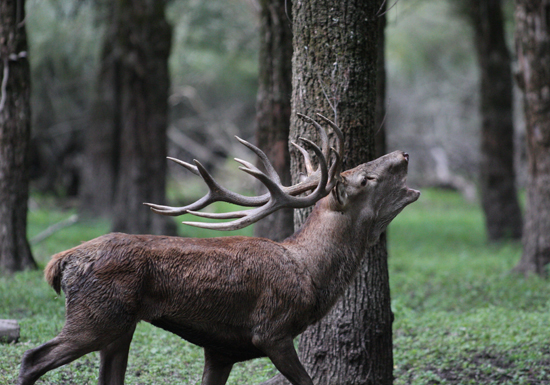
[2,189,549,384]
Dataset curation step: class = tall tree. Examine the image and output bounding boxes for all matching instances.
[459,0,523,241]
[0,0,36,273]
[513,0,550,276]
[265,0,390,383]
[254,0,294,242]
[81,0,176,235]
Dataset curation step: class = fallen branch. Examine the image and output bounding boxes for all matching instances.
[30,214,79,245]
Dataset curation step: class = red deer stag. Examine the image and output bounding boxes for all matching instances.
[18,113,420,385]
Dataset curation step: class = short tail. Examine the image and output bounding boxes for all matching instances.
[44,250,72,295]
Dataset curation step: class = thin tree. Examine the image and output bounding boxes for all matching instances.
[253,0,294,241]
[0,0,36,273]
[513,0,550,276]
[457,0,523,241]
[264,0,391,383]
[81,0,176,235]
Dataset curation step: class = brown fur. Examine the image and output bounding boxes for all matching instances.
[18,151,419,385]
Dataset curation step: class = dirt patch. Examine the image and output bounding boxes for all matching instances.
[397,350,550,385]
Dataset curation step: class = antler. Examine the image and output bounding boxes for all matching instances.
[144,113,344,230]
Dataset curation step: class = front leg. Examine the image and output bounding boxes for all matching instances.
[201,349,234,385]
[256,337,313,385]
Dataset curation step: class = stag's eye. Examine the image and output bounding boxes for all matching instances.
[362,175,377,186]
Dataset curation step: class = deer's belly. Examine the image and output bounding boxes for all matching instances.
[149,317,265,361]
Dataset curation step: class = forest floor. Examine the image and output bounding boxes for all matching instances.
[1,189,550,384]
[390,190,550,385]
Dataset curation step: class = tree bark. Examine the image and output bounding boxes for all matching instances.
[253,0,294,242]
[81,0,176,235]
[513,0,550,276]
[375,2,387,159]
[265,0,391,384]
[0,0,36,273]
[464,0,523,241]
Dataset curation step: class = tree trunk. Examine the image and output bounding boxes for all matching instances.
[265,0,391,384]
[0,0,36,273]
[111,0,176,235]
[253,0,294,242]
[513,0,550,276]
[80,3,120,217]
[465,0,523,241]
[81,0,176,235]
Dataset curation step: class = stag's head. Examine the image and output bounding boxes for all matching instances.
[145,113,418,235]
[331,151,420,244]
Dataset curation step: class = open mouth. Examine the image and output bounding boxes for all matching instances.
[400,155,420,202]
[405,184,421,202]
[408,187,421,198]
[401,174,421,202]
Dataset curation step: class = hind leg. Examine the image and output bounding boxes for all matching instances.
[17,333,98,385]
[18,322,137,385]
[98,325,136,385]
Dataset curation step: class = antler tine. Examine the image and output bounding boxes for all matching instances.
[144,194,212,216]
[235,136,281,185]
[297,113,330,159]
[326,147,342,190]
[315,113,344,159]
[167,157,200,176]
[234,158,259,172]
[288,137,329,206]
[182,204,276,231]
[290,140,315,175]
[313,113,344,186]
[186,209,247,219]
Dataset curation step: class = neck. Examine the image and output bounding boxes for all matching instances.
[282,197,373,318]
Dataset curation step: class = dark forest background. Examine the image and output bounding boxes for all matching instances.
[27,0,521,202]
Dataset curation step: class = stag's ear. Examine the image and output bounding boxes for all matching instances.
[333,179,348,207]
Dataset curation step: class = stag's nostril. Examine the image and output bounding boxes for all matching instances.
[403,152,409,162]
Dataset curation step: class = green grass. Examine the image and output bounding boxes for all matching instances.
[2,189,550,384]
[389,189,550,385]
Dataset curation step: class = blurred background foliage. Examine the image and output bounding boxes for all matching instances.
[25,0,525,203]
[168,0,259,100]
[26,0,261,199]
[384,0,524,191]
